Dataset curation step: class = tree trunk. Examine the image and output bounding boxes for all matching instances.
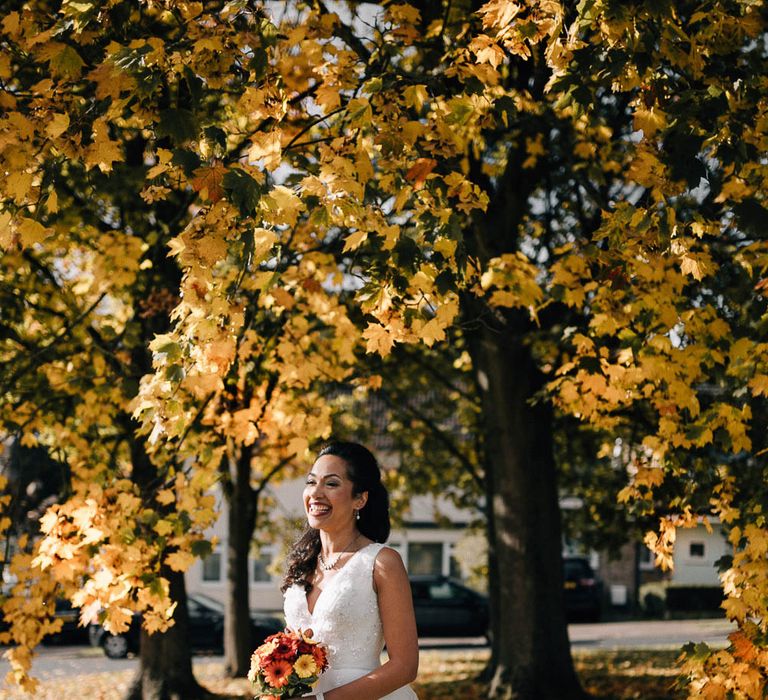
[223,445,257,677]
[124,569,218,700]
[466,307,590,700]
[125,439,221,700]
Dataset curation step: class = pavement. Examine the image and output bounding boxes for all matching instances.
[567,617,734,650]
[0,618,735,684]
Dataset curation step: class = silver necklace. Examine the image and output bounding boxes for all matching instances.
[318,532,361,571]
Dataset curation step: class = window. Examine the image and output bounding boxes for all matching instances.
[252,552,273,583]
[449,551,462,579]
[689,542,705,558]
[639,545,656,571]
[202,551,221,582]
[407,542,443,576]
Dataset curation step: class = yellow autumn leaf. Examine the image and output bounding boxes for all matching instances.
[469,34,505,68]
[403,84,428,111]
[154,519,173,536]
[46,112,70,139]
[343,229,368,252]
[6,171,33,203]
[248,130,282,171]
[86,119,123,173]
[345,97,372,128]
[104,606,134,634]
[680,255,704,280]
[363,322,396,356]
[633,105,666,137]
[0,200,19,237]
[288,436,309,456]
[37,42,85,79]
[18,217,52,246]
[47,189,59,213]
[156,489,175,505]
[748,374,768,397]
[261,185,305,226]
[418,317,447,347]
[165,550,196,572]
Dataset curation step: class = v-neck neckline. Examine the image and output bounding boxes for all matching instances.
[305,542,375,617]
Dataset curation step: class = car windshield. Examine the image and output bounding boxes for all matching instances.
[564,559,593,579]
[189,593,224,613]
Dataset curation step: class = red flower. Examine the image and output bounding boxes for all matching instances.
[271,636,300,660]
[263,659,293,688]
[311,643,328,670]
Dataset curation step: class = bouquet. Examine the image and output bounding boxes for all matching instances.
[249,628,329,699]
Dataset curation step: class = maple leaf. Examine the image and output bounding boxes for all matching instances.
[191,162,227,202]
[165,550,196,572]
[222,168,263,215]
[86,119,123,173]
[248,130,282,171]
[343,230,368,252]
[37,42,85,79]
[6,172,33,203]
[363,322,396,357]
[748,374,768,397]
[419,317,447,347]
[46,113,70,139]
[405,158,438,189]
[469,35,506,69]
[261,185,305,226]
[17,218,52,246]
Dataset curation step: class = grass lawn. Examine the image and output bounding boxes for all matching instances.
[0,649,685,700]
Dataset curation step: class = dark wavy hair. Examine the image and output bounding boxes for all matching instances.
[281,441,390,592]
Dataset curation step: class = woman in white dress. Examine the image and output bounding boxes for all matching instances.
[281,441,419,700]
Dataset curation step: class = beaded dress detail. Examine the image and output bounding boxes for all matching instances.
[284,542,418,699]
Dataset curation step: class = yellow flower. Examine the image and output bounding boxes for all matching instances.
[293,654,318,679]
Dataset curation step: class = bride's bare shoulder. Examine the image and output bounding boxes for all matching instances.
[373,545,407,576]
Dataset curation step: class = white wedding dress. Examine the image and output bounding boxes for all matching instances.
[284,542,419,699]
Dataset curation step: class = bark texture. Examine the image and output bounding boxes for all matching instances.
[124,440,223,700]
[223,446,257,677]
[467,309,589,700]
[462,115,590,696]
[124,569,218,700]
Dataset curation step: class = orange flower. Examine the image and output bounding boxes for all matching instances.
[311,643,328,670]
[263,659,293,688]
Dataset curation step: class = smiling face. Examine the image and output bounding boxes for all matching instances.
[303,454,367,532]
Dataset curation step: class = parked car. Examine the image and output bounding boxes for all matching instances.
[43,599,90,645]
[409,575,489,638]
[89,593,283,659]
[563,556,603,622]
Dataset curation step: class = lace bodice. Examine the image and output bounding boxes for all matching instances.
[284,542,386,671]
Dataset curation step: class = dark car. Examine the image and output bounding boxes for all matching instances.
[89,593,283,659]
[409,575,489,638]
[43,599,91,645]
[563,556,603,622]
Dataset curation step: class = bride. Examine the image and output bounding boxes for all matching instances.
[281,441,419,700]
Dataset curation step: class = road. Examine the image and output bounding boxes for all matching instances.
[0,618,734,684]
[567,618,734,650]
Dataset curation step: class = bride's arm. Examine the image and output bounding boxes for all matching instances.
[319,547,419,700]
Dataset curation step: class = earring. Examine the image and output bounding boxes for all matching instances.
[354,509,360,520]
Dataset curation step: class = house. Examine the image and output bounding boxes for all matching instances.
[186,471,730,616]
[589,519,730,612]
